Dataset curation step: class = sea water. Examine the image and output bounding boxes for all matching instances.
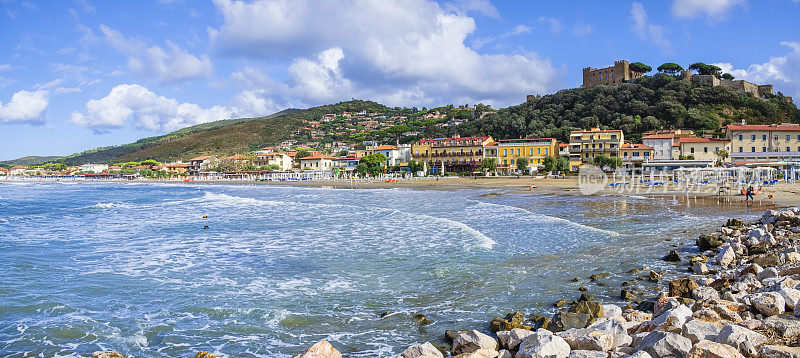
[0,182,762,357]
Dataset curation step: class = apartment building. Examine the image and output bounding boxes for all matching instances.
[254,151,294,171]
[675,137,731,162]
[568,128,624,163]
[411,136,494,173]
[497,138,557,171]
[620,143,653,167]
[299,154,335,170]
[725,123,800,164]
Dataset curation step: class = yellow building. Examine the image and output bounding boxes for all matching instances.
[725,123,800,164]
[411,136,494,173]
[497,138,557,171]
[620,143,654,167]
[569,128,624,164]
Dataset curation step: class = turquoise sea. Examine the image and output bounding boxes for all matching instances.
[0,182,761,357]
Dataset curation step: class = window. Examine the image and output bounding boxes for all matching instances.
[763,147,767,152]
[739,135,743,141]
[752,147,756,152]
[634,152,640,157]
[545,148,548,155]
[739,147,743,152]
[529,148,534,156]
[511,159,515,165]
[788,147,791,152]
[704,147,708,153]
[763,135,767,141]
[611,135,617,139]
[752,135,756,141]
[690,147,695,153]
[503,149,507,156]
[788,135,791,141]
[516,149,520,156]
[775,136,779,141]
[536,148,541,154]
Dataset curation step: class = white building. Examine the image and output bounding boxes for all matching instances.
[254,151,293,171]
[79,163,109,173]
[373,144,412,166]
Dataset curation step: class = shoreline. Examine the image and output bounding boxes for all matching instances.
[4,176,797,208]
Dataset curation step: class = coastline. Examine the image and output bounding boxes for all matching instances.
[4,176,798,208]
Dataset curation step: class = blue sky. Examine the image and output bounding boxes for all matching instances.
[1,0,799,160]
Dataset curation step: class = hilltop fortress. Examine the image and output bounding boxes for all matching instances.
[579,60,790,102]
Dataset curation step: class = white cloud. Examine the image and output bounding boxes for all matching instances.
[712,41,800,105]
[672,0,744,19]
[100,25,212,84]
[444,0,500,18]
[538,16,562,34]
[631,2,671,53]
[210,0,561,108]
[573,24,593,37]
[0,90,49,124]
[70,84,246,132]
[0,64,14,71]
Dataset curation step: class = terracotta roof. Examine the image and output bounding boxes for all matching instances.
[189,156,211,161]
[333,156,361,161]
[726,124,800,131]
[166,163,189,168]
[498,138,555,143]
[0,168,8,172]
[621,143,653,149]
[299,154,335,160]
[570,129,622,133]
[559,143,570,147]
[642,134,675,139]
[676,137,730,143]
[485,142,499,146]
[132,165,150,169]
[417,136,490,144]
[10,165,25,169]
[374,145,398,150]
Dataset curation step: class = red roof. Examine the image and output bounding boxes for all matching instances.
[374,145,398,150]
[498,138,555,143]
[642,134,675,139]
[621,143,653,149]
[132,165,150,169]
[417,136,490,144]
[0,168,8,172]
[299,154,335,160]
[10,165,25,169]
[167,163,189,168]
[189,156,211,161]
[726,124,800,131]
[676,137,730,143]
[559,143,570,147]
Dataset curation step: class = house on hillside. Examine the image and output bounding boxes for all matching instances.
[254,152,293,171]
[187,156,212,175]
[164,163,189,174]
[9,166,26,176]
[299,154,335,171]
[79,163,109,173]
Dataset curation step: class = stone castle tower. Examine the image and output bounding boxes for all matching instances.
[582,60,644,88]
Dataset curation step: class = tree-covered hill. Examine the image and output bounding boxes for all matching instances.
[433,74,799,143]
[59,100,389,165]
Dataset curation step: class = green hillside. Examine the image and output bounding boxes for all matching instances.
[58,101,388,165]
[0,156,61,167]
[433,74,800,143]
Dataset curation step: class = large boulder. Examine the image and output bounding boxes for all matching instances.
[670,278,700,299]
[568,301,604,321]
[402,342,445,358]
[558,319,630,352]
[715,325,767,357]
[763,315,800,339]
[635,305,693,334]
[567,351,607,358]
[687,339,744,358]
[516,329,571,358]
[716,245,736,267]
[603,304,623,320]
[749,292,786,316]
[452,330,499,355]
[758,345,800,358]
[698,235,725,251]
[779,288,800,309]
[552,312,593,332]
[497,328,535,351]
[636,331,692,358]
[693,286,720,301]
[682,319,722,344]
[453,349,500,358]
[292,340,342,358]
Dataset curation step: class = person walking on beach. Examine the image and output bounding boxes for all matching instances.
[746,185,754,202]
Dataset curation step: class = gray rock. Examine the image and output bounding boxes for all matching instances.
[401,342,444,358]
[516,329,571,358]
[498,328,534,351]
[758,267,779,281]
[603,304,623,319]
[717,244,736,267]
[693,262,709,275]
[763,315,800,338]
[636,331,692,358]
[758,345,800,358]
[749,292,786,316]
[629,352,653,358]
[93,353,127,358]
[688,340,744,358]
[498,350,513,358]
[682,319,722,344]
[779,288,800,309]
[452,330,499,355]
[567,350,607,358]
[635,305,692,334]
[715,325,768,357]
[693,287,720,301]
[454,349,499,358]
